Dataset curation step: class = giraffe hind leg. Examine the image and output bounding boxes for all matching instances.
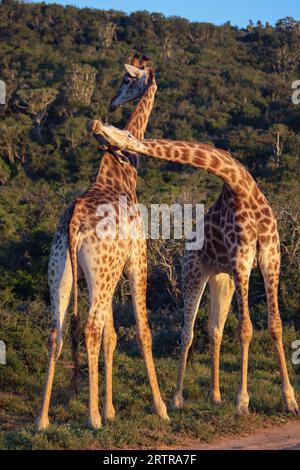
[173,272,209,409]
[259,249,299,415]
[36,235,73,431]
[102,306,117,421]
[85,302,107,429]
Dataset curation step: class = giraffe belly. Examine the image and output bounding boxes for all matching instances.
[183,245,232,282]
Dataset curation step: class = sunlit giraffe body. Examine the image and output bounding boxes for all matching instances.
[92,121,299,416]
[36,55,169,431]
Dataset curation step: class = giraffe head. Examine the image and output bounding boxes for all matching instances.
[92,119,147,154]
[109,54,153,111]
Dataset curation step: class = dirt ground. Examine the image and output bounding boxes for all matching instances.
[161,420,300,450]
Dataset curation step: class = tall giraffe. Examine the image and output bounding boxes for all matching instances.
[36,55,169,432]
[92,121,299,416]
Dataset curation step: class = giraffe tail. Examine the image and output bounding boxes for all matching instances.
[68,202,81,394]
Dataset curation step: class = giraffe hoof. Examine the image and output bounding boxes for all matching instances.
[160,411,170,421]
[210,394,222,406]
[285,398,299,415]
[35,416,49,432]
[237,403,250,416]
[283,388,299,415]
[172,393,184,409]
[88,414,102,429]
[102,405,116,422]
[155,401,170,421]
[237,392,249,416]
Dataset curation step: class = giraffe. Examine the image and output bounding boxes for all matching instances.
[36,54,169,432]
[92,120,299,416]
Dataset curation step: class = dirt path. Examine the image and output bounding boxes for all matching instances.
[162,420,300,450]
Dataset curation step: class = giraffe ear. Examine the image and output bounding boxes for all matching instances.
[124,64,146,78]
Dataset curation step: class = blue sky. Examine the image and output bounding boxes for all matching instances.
[29,0,299,27]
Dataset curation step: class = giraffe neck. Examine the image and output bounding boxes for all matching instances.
[126,69,157,139]
[96,71,157,185]
[123,138,257,197]
[123,70,157,167]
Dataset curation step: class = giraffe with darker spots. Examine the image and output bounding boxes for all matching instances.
[36,55,169,432]
[92,121,299,416]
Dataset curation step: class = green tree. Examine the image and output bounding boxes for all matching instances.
[17,87,58,139]
[64,64,97,113]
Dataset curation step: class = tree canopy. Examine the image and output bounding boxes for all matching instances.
[0,1,300,324]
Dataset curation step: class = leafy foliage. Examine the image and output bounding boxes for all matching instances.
[0,2,300,339]
[0,2,300,447]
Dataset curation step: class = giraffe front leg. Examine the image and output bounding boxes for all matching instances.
[208,273,235,405]
[125,241,169,421]
[102,307,117,422]
[237,329,252,415]
[136,314,169,420]
[230,247,256,416]
[234,273,253,416]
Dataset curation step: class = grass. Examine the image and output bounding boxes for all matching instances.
[0,312,299,450]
